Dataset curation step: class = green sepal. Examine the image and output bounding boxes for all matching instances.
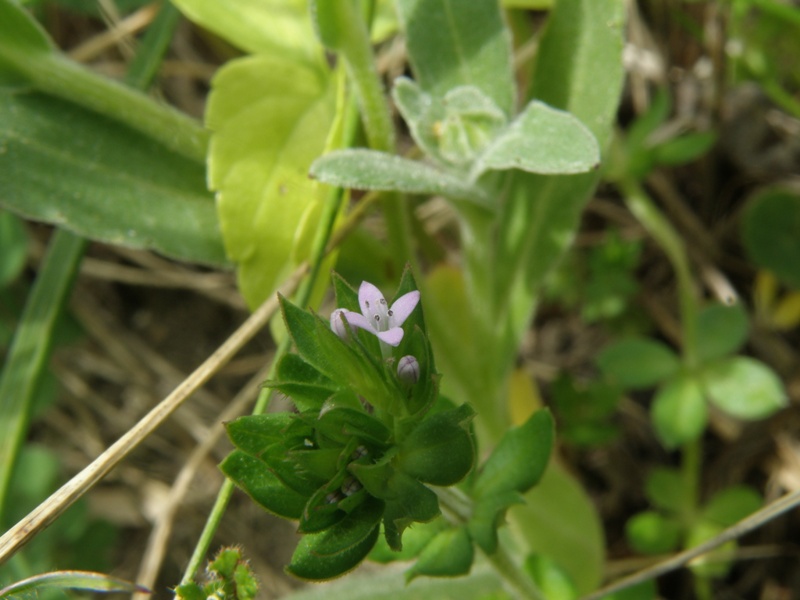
[467,490,524,554]
[220,450,307,520]
[288,447,341,483]
[397,404,476,486]
[298,481,347,534]
[369,517,449,563]
[405,527,474,582]
[474,408,554,497]
[258,443,326,496]
[286,497,384,581]
[316,406,392,447]
[268,353,338,411]
[224,413,299,457]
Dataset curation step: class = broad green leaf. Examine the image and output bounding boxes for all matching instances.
[0,92,226,265]
[696,303,749,362]
[393,0,515,116]
[644,468,685,514]
[369,517,448,563]
[0,570,148,597]
[701,356,786,420]
[474,409,554,497]
[702,485,761,527]
[467,490,523,554]
[524,554,577,600]
[208,54,335,308]
[0,0,52,86]
[651,374,708,449]
[597,338,680,390]
[472,101,599,179]
[397,404,475,486]
[171,0,318,64]
[508,461,604,594]
[685,521,735,578]
[742,187,800,289]
[626,511,681,555]
[310,149,491,207]
[405,527,474,582]
[220,450,308,520]
[286,498,383,580]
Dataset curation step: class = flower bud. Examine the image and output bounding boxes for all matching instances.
[330,308,349,340]
[397,355,420,385]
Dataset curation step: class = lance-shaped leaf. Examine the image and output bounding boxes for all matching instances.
[220,450,308,520]
[471,100,599,180]
[208,54,335,308]
[310,149,491,208]
[0,0,52,86]
[0,92,226,265]
[287,497,384,580]
[225,413,298,457]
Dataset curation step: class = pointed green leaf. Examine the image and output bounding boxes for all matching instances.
[225,413,298,456]
[651,375,708,449]
[0,0,52,86]
[597,338,679,390]
[397,404,476,485]
[0,92,226,265]
[171,0,319,63]
[287,498,383,580]
[220,450,308,520]
[701,357,786,420]
[474,409,554,497]
[406,527,474,582]
[310,149,491,207]
[0,571,148,597]
[472,101,599,179]
[696,303,749,362]
[317,407,392,446]
[208,54,335,308]
[393,0,515,116]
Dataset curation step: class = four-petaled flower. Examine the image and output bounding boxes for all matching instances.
[330,281,420,347]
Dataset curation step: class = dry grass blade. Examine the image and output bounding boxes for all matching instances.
[0,265,307,566]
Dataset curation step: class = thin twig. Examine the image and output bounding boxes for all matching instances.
[0,267,306,566]
[580,488,800,600]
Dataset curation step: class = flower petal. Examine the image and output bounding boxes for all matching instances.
[388,290,420,327]
[330,308,350,339]
[358,281,386,317]
[376,327,404,346]
[341,311,373,333]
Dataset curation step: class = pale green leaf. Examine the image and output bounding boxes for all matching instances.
[171,0,319,64]
[626,511,681,555]
[393,0,516,115]
[208,55,335,308]
[651,375,708,449]
[405,527,474,582]
[701,356,787,420]
[472,100,599,178]
[0,0,52,86]
[0,91,226,265]
[597,338,679,390]
[310,149,491,207]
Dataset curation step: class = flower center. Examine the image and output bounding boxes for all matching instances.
[364,298,391,332]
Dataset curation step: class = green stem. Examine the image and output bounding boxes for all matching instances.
[6,49,207,163]
[620,178,699,367]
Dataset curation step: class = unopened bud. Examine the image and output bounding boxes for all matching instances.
[397,355,420,385]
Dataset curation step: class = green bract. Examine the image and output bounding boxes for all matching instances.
[221,271,476,580]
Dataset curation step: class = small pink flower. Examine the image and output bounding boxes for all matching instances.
[330,281,420,347]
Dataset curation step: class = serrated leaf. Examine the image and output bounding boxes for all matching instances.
[701,357,786,420]
[651,374,707,449]
[742,188,800,289]
[287,498,383,580]
[597,338,679,390]
[474,409,554,497]
[626,511,681,555]
[696,303,749,362]
[406,527,474,582]
[394,0,515,116]
[472,101,599,179]
[220,450,308,520]
[0,92,226,265]
[310,149,491,207]
[397,404,476,486]
[208,54,335,308]
[171,0,319,63]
